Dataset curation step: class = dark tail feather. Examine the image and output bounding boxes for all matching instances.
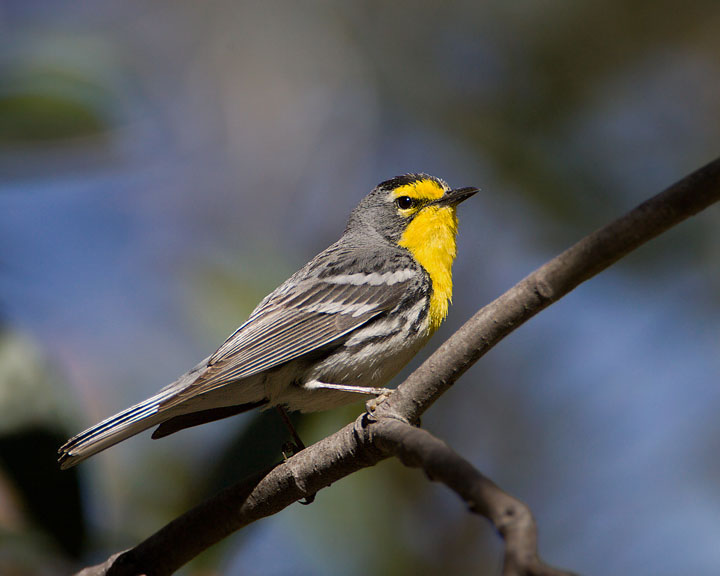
[58,387,177,470]
[151,400,267,439]
[58,357,215,469]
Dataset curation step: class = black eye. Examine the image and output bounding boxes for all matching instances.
[395,196,414,210]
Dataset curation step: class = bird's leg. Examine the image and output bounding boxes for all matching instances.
[276,406,305,453]
[303,380,391,397]
[304,380,394,416]
[275,406,316,505]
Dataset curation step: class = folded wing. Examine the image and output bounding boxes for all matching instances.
[160,274,410,409]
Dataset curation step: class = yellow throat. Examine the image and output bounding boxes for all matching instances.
[394,180,459,334]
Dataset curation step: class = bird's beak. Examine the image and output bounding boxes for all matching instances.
[432,187,479,207]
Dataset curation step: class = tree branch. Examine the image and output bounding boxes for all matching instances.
[77,158,720,575]
[370,418,578,576]
[378,156,720,423]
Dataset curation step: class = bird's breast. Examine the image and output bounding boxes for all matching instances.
[398,206,458,332]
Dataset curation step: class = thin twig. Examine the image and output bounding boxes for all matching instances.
[370,418,577,576]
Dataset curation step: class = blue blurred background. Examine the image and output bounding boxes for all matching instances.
[1,2,719,575]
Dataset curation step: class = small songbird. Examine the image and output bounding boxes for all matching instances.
[58,174,477,469]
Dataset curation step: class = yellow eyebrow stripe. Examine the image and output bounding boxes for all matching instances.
[390,179,446,201]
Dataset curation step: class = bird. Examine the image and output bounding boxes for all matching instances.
[58,174,477,469]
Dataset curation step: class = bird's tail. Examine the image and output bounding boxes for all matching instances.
[58,357,214,469]
[58,387,177,470]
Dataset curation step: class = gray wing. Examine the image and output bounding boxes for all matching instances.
[161,273,411,408]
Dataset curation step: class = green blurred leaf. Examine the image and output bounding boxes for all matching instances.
[0,92,105,143]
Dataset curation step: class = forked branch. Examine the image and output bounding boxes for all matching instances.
[370,418,578,576]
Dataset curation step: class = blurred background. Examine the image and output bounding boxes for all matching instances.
[1,1,719,575]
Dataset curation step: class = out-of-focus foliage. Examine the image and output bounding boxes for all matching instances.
[0,328,85,574]
[0,2,718,575]
[0,35,117,144]
[0,73,106,143]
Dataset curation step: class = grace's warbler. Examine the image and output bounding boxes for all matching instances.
[58,174,477,468]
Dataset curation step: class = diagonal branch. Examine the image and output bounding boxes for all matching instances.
[77,157,720,575]
[377,156,720,423]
